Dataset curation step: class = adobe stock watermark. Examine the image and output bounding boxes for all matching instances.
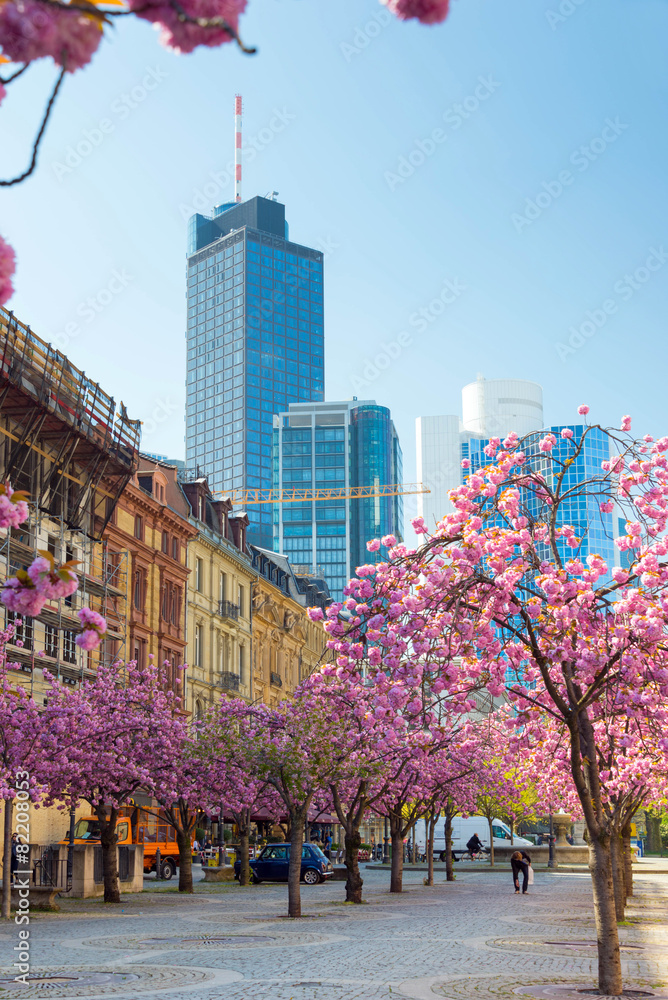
[51,67,168,181]
[50,270,133,354]
[141,398,179,437]
[349,277,466,391]
[179,109,296,220]
[512,118,628,233]
[13,770,32,984]
[556,246,667,361]
[340,7,392,62]
[545,0,588,30]
[384,76,501,191]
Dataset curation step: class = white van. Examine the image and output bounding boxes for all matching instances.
[413,816,533,861]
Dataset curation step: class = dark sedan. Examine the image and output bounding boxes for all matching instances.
[234,843,333,884]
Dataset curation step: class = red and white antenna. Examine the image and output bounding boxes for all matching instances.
[234,94,242,203]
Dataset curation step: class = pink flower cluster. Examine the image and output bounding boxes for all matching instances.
[75,606,107,650]
[1,577,46,617]
[0,481,29,531]
[27,555,78,599]
[127,0,246,54]
[381,0,450,24]
[0,0,103,70]
[0,235,16,308]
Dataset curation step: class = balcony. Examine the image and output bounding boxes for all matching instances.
[270,671,282,688]
[218,600,240,622]
[219,671,240,692]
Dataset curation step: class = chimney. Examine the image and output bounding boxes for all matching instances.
[229,511,249,552]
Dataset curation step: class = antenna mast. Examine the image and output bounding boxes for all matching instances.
[235,94,242,203]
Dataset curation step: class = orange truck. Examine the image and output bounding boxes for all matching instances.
[60,807,189,880]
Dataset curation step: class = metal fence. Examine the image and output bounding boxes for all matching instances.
[32,857,68,889]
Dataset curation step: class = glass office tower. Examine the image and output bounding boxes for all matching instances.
[273,400,403,599]
[186,195,324,549]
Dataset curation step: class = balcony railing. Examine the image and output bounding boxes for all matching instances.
[219,671,240,691]
[218,600,240,621]
[270,671,282,688]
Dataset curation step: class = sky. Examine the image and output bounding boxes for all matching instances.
[2,0,668,539]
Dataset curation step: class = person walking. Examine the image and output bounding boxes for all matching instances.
[511,849,532,894]
[324,833,332,859]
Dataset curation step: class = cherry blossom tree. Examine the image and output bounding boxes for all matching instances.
[318,411,668,996]
[41,655,182,903]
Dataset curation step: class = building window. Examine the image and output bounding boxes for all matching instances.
[135,515,143,540]
[161,583,169,621]
[219,572,226,602]
[63,631,77,664]
[239,645,244,682]
[133,569,144,611]
[194,624,202,667]
[172,538,179,561]
[162,531,169,554]
[8,612,33,650]
[195,558,204,593]
[170,586,181,626]
[105,549,121,586]
[44,624,58,659]
[238,584,244,617]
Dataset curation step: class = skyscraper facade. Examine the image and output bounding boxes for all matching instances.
[416,376,544,528]
[273,400,403,599]
[186,195,324,549]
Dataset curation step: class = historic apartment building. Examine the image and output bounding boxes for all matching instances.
[0,307,141,699]
[102,458,197,683]
[176,473,332,716]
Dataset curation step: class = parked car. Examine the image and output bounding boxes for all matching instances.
[234,842,333,885]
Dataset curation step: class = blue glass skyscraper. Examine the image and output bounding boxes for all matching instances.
[465,424,616,573]
[186,195,324,548]
[273,400,403,599]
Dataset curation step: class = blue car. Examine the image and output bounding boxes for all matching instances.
[234,843,333,885]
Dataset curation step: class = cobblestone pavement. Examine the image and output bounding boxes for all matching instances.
[0,867,666,1000]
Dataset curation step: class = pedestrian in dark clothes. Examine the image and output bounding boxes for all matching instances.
[511,849,532,894]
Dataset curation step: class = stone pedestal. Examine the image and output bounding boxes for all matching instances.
[202,866,235,882]
[553,813,572,846]
[572,821,587,846]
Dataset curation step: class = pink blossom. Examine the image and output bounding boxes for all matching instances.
[561,428,573,439]
[381,0,450,24]
[366,539,381,552]
[0,482,29,530]
[1,578,46,617]
[381,534,397,548]
[128,0,246,54]
[307,607,324,622]
[539,434,556,452]
[77,606,106,631]
[410,516,428,535]
[27,555,78,599]
[75,629,101,651]
[0,235,15,308]
[577,404,590,416]
[621,415,632,432]
[0,0,102,69]
[600,501,614,513]
[461,459,471,469]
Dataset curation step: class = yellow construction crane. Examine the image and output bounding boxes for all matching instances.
[214,483,430,506]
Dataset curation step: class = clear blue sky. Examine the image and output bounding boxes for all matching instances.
[3,0,668,535]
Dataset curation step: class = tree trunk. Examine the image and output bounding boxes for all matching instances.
[445,812,454,882]
[287,809,304,918]
[344,826,363,903]
[176,829,193,893]
[2,798,13,920]
[609,832,626,921]
[621,824,633,899]
[426,816,436,886]
[410,822,417,864]
[589,834,623,995]
[98,807,120,904]
[645,811,661,854]
[238,828,251,887]
[389,814,403,893]
[487,815,495,867]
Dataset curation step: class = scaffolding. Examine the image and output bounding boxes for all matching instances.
[0,307,141,537]
[0,307,140,687]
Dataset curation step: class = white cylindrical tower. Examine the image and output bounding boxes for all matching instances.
[462,375,543,439]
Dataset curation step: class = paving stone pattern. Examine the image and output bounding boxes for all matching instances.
[0,868,666,1000]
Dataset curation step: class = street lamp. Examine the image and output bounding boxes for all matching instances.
[548,812,555,869]
[66,805,76,890]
